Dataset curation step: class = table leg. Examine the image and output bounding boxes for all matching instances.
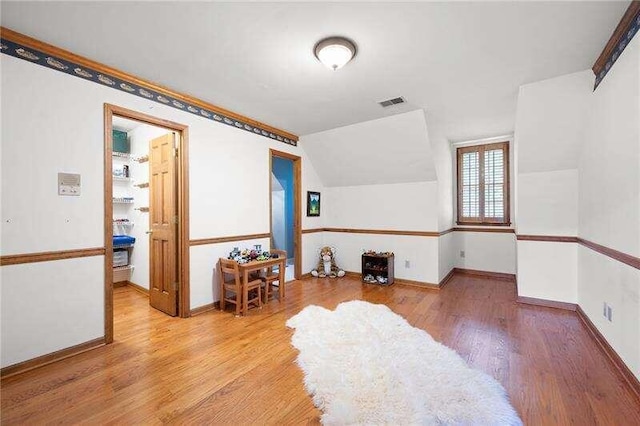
[242,269,249,316]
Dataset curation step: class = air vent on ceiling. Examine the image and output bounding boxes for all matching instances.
[378,96,406,107]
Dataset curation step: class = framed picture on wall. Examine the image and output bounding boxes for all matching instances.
[307,191,321,216]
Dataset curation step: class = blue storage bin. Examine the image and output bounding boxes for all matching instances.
[113,235,136,247]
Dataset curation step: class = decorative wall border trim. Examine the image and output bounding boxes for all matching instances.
[516,296,577,311]
[189,233,271,246]
[576,306,640,401]
[0,247,105,266]
[0,27,298,145]
[578,238,640,270]
[0,337,105,379]
[592,1,640,89]
[517,235,578,243]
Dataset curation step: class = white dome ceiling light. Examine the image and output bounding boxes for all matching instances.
[314,37,357,71]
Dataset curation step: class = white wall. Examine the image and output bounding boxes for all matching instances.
[0,257,104,367]
[516,170,579,302]
[438,231,456,281]
[580,40,640,258]
[578,246,640,379]
[578,35,640,380]
[324,232,439,284]
[517,241,577,302]
[517,169,579,236]
[0,54,323,367]
[516,70,592,174]
[454,232,516,274]
[513,68,590,303]
[324,182,438,231]
[319,181,440,283]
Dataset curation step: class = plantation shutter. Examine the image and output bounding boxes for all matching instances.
[457,142,509,225]
[461,151,480,220]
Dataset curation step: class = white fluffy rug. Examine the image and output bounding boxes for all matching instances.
[286,301,522,425]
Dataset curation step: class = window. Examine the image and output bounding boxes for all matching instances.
[456,142,510,225]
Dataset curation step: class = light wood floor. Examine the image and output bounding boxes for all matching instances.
[2,274,640,424]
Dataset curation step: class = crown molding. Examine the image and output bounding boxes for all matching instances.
[592,1,640,89]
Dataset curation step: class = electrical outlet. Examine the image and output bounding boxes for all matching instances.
[460,250,465,258]
[405,260,411,268]
[607,305,613,322]
[603,302,608,317]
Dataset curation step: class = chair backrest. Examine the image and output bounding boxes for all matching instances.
[219,258,241,286]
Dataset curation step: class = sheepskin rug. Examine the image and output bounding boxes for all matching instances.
[286,301,522,425]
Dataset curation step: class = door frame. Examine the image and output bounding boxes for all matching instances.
[269,149,302,280]
[104,104,191,344]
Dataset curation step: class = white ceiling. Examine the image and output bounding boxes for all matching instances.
[0,1,627,142]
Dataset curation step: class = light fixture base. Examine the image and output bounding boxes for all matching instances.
[314,36,357,71]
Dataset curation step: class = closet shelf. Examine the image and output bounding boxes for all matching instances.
[112,152,131,159]
[136,207,150,212]
[113,197,134,204]
[112,175,131,182]
[136,155,149,163]
[113,221,134,226]
[113,265,134,272]
[134,182,149,188]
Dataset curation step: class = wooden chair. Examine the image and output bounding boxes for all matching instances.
[218,258,263,316]
[260,250,287,302]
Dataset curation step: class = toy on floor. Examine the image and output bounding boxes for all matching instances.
[311,246,345,278]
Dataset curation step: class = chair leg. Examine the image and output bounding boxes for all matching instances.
[219,264,225,311]
[235,291,242,317]
[243,285,249,316]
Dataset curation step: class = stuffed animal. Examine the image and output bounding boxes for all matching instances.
[311,246,345,278]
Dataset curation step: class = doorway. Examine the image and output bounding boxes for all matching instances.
[270,150,302,280]
[104,104,190,344]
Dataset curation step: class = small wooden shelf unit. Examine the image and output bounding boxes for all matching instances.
[361,252,394,285]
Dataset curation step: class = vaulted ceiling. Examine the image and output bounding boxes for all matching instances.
[1,1,626,145]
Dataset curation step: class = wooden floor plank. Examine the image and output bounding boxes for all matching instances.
[1,275,639,424]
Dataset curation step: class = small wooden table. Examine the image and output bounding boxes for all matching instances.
[238,256,287,304]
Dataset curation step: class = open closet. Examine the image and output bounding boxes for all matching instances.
[111,116,177,313]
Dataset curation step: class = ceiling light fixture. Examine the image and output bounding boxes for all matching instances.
[314,36,357,71]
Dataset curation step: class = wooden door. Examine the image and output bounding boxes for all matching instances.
[149,133,178,316]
